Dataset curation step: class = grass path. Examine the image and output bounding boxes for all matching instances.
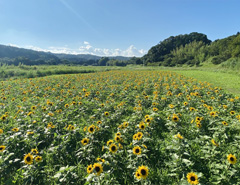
[172,70,240,96]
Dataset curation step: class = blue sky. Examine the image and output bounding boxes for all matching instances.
[0,0,240,57]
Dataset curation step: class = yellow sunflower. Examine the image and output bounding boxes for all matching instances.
[0,145,6,152]
[135,170,141,179]
[35,156,42,162]
[133,146,142,155]
[137,165,149,179]
[97,120,102,124]
[88,125,95,133]
[109,143,118,153]
[107,140,114,146]
[31,149,39,154]
[87,164,93,174]
[187,172,199,184]
[93,163,103,176]
[172,115,179,122]
[81,138,89,146]
[227,154,237,165]
[139,122,146,130]
[136,132,143,140]
[12,128,19,132]
[24,153,34,165]
[0,129,3,134]
[104,112,109,116]
[115,136,121,143]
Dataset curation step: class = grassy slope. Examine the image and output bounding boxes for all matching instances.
[173,70,240,96]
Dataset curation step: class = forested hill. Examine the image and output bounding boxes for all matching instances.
[141,32,240,66]
[0,44,60,65]
[0,44,130,66]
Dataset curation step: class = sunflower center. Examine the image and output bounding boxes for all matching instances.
[26,157,31,162]
[0,147,3,150]
[190,176,196,181]
[95,166,100,172]
[141,125,144,129]
[230,157,234,161]
[90,128,93,132]
[136,149,140,153]
[174,117,177,120]
[84,140,87,143]
[141,169,146,175]
[111,146,116,151]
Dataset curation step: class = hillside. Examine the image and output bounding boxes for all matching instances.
[0,44,130,66]
[141,32,240,66]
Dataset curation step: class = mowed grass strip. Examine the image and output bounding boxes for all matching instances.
[173,70,240,96]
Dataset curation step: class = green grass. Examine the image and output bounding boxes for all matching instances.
[0,65,122,81]
[172,70,240,96]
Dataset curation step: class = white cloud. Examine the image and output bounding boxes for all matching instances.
[8,42,147,57]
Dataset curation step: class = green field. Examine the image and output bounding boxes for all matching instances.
[0,66,240,184]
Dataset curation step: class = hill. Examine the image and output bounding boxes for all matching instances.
[141,32,240,66]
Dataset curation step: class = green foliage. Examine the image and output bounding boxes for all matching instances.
[142,32,240,67]
[142,32,211,65]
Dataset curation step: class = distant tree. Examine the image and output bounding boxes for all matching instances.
[98,57,109,66]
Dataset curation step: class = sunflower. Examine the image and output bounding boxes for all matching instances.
[139,122,146,130]
[107,140,114,146]
[27,131,34,135]
[109,143,118,153]
[153,107,158,111]
[31,106,36,110]
[93,163,103,176]
[133,134,138,140]
[145,118,151,124]
[184,102,188,106]
[195,117,201,122]
[87,164,93,174]
[115,136,121,143]
[88,125,95,133]
[227,154,237,165]
[0,129,3,134]
[97,157,105,163]
[123,122,129,127]
[222,121,228,126]
[137,165,149,179]
[31,149,38,154]
[196,122,202,128]
[64,104,69,108]
[187,172,199,184]
[172,115,179,122]
[0,115,7,120]
[137,132,143,140]
[0,145,6,152]
[12,128,19,132]
[175,133,183,139]
[230,111,235,115]
[135,170,141,179]
[190,107,195,111]
[169,104,174,108]
[24,153,34,165]
[104,112,109,116]
[81,138,89,146]
[115,132,121,137]
[35,156,42,162]
[133,146,142,155]
[97,120,102,124]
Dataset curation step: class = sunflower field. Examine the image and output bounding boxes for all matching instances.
[0,70,240,184]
